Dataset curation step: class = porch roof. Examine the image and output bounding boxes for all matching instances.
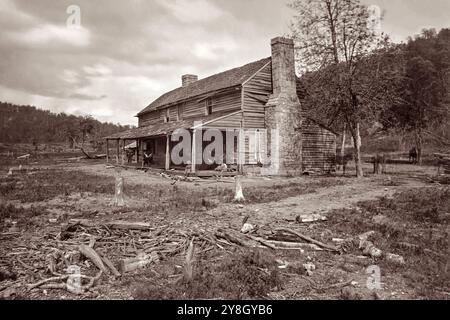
[105,111,241,140]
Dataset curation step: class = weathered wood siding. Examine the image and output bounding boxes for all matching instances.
[139,110,162,127]
[302,119,336,173]
[169,106,178,122]
[242,62,272,129]
[204,112,243,128]
[138,87,242,127]
[183,88,242,119]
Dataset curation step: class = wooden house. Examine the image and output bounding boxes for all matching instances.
[106,37,336,175]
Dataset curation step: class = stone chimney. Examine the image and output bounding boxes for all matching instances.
[182,74,198,87]
[263,37,303,176]
[270,37,297,97]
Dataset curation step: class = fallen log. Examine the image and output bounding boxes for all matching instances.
[68,219,151,231]
[245,234,276,250]
[101,255,121,277]
[265,240,323,251]
[105,221,151,231]
[0,280,20,293]
[28,275,69,291]
[296,213,327,223]
[17,154,30,160]
[215,229,248,247]
[119,252,159,273]
[275,228,338,252]
[78,244,110,275]
[32,271,103,294]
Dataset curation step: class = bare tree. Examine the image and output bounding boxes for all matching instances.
[289,0,388,177]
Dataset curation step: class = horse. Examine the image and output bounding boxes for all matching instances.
[336,148,354,175]
[409,147,418,164]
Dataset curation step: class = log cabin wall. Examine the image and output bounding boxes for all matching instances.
[182,87,242,119]
[204,112,243,128]
[242,62,272,129]
[138,87,243,127]
[139,110,162,127]
[301,118,337,173]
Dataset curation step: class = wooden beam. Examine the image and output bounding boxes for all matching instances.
[191,130,196,174]
[122,139,127,165]
[238,120,244,174]
[165,135,170,170]
[116,139,120,164]
[136,139,140,164]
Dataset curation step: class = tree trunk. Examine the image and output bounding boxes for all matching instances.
[350,122,364,178]
[416,130,423,165]
[340,124,346,171]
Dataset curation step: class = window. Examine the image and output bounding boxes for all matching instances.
[205,98,213,115]
[164,108,170,123]
[177,105,183,121]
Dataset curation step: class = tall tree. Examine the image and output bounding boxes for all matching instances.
[381,29,450,163]
[289,0,389,177]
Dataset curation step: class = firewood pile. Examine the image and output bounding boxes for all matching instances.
[0,219,218,298]
[0,215,344,298]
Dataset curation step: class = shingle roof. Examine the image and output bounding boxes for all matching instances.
[106,111,241,139]
[137,57,271,116]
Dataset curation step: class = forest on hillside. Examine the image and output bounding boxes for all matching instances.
[296,23,450,165]
[0,102,133,147]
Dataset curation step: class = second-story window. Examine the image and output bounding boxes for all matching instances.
[177,104,183,121]
[205,98,213,115]
[164,108,170,123]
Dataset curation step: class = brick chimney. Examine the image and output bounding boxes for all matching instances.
[182,74,198,87]
[263,37,303,176]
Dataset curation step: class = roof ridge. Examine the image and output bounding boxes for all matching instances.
[137,57,271,116]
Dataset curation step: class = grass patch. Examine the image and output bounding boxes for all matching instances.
[224,178,346,204]
[132,248,282,300]
[328,187,450,299]
[0,169,115,202]
[0,203,46,230]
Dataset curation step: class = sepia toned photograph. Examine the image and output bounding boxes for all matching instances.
[0,0,449,304]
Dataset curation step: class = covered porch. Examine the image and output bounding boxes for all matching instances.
[104,117,245,175]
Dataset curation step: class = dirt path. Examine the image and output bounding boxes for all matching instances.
[72,163,430,224]
[212,176,429,226]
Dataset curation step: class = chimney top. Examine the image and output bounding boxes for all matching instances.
[182,74,198,87]
[271,37,294,46]
[270,36,297,96]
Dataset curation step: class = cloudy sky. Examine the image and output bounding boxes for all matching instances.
[1,0,449,125]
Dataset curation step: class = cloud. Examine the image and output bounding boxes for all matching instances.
[16,24,90,47]
[68,93,107,101]
[1,0,448,126]
[157,0,225,23]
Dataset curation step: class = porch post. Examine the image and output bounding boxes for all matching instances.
[106,139,109,163]
[191,130,196,174]
[116,139,120,164]
[122,139,126,165]
[165,134,170,171]
[136,139,140,164]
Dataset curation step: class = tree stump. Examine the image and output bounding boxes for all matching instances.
[113,175,125,207]
[234,175,245,202]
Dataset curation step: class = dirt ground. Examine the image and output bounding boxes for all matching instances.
[0,158,448,300]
